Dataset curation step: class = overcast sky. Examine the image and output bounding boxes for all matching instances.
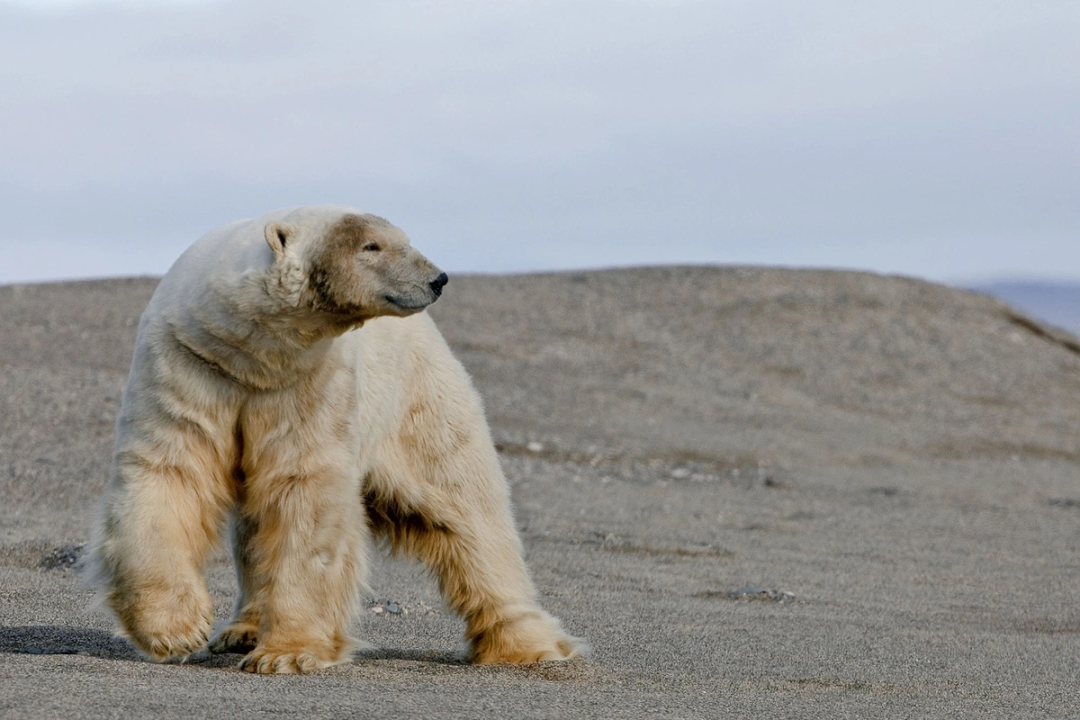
[1,0,1077,285]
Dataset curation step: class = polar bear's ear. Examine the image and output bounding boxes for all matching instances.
[264,221,295,260]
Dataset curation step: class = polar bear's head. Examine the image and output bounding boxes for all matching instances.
[263,210,447,323]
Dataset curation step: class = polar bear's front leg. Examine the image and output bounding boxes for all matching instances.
[235,462,368,674]
[90,450,233,662]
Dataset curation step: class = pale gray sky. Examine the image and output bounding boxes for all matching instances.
[1,0,1077,284]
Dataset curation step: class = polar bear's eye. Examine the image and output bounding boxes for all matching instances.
[362,242,381,252]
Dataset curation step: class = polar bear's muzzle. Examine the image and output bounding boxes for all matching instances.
[383,271,448,313]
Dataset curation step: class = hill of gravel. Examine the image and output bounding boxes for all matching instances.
[2,267,1079,719]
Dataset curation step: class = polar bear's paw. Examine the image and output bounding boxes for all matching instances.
[469,610,588,665]
[239,649,327,675]
[140,625,211,663]
[116,589,213,663]
[208,621,259,654]
[238,637,356,674]
[129,613,212,663]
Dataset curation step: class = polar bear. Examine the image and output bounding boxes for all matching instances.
[89,206,584,673]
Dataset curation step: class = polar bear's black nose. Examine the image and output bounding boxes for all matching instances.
[430,272,449,298]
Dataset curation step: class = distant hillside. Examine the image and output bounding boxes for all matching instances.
[971,280,1080,336]
[5,268,1080,483]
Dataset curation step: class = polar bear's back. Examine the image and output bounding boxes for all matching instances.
[146,215,272,317]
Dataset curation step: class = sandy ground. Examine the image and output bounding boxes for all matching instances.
[1,267,1079,719]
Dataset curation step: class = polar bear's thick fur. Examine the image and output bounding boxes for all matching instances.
[89,206,583,673]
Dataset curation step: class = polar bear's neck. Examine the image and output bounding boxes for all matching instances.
[164,279,353,391]
[146,217,368,390]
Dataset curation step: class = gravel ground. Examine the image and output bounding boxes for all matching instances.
[1,267,1079,718]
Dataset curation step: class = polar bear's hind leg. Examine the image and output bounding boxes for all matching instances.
[364,347,586,664]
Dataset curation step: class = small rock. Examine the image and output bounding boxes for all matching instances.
[725,586,797,603]
[385,601,401,614]
[670,467,691,479]
[526,441,544,453]
[39,544,85,570]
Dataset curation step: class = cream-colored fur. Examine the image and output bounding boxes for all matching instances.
[89,206,584,673]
